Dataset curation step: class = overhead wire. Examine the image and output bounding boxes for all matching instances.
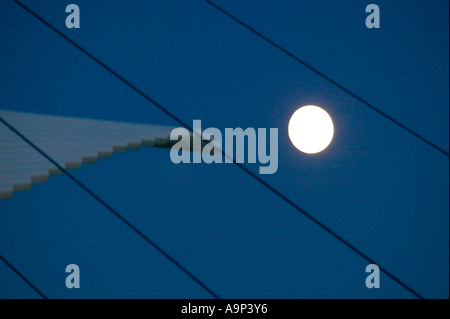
[0,115,221,300]
[204,0,449,158]
[0,253,48,299]
[8,0,424,299]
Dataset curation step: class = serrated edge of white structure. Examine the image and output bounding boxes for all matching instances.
[0,136,169,200]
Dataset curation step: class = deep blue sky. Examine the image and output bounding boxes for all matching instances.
[0,0,448,298]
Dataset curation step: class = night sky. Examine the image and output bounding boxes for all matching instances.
[0,0,448,298]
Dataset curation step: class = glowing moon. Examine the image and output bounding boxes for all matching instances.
[288,105,334,154]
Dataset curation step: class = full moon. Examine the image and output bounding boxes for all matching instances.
[288,105,334,154]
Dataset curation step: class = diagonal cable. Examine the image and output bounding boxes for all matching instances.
[0,253,47,299]
[0,116,220,299]
[12,0,424,299]
[204,0,449,157]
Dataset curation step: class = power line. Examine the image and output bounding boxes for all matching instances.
[0,116,220,300]
[0,253,47,299]
[204,0,449,158]
[12,0,424,299]
[12,0,189,135]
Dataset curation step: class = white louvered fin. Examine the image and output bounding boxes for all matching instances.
[0,110,181,199]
